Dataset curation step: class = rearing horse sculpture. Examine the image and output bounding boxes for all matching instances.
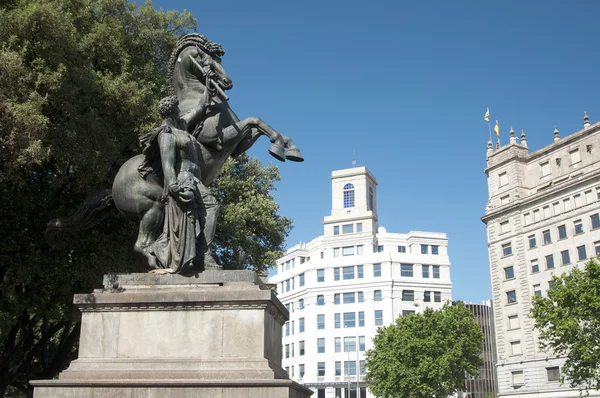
[47,34,303,273]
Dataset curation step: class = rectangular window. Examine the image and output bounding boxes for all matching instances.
[333,247,340,257]
[343,312,356,328]
[317,314,325,330]
[358,291,364,303]
[502,243,512,256]
[285,344,289,358]
[374,310,383,326]
[570,149,581,165]
[512,371,524,386]
[421,244,429,254]
[343,266,354,280]
[374,290,382,301]
[432,265,440,279]
[533,284,542,297]
[575,220,584,234]
[540,161,550,176]
[401,263,414,277]
[299,273,305,287]
[291,342,295,356]
[402,290,415,301]
[333,225,339,235]
[511,341,522,355]
[586,189,594,203]
[592,214,600,229]
[561,250,571,265]
[578,245,587,261]
[299,317,305,333]
[334,313,340,328]
[342,246,355,256]
[507,290,517,304]
[335,361,341,376]
[373,263,381,277]
[528,234,536,249]
[299,364,305,378]
[432,245,439,255]
[564,198,572,211]
[422,265,430,278]
[291,320,294,335]
[317,362,325,377]
[344,360,357,376]
[575,194,583,207]
[357,245,363,255]
[547,366,560,382]
[596,241,600,256]
[356,222,363,232]
[317,389,325,398]
[377,245,384,252]
[317,295,324,306]
[546,254,555,270]
[285,322,290,336]
[343,292,355,304]
[342,224,353,234]
[359,336,366,351]
[558,224,567,239]
[500,221,510,234]
[424,291,432,302]
[358,311,365,327]
[553,202,561,215]
[434,291,441,302]
[508,315,519,330]
[500,194,510,206]
[335,337,341,353]
[398,245,406,253]
[357,265,364,278]
[299,298,304,310]
[334,267,340,281]
[317,338,325,354]
[531,259,539,273]
[499,172,508,187]
[524,212,531,225]
[334,293,340,305]
[299,340,305,355]
[317,269,324,282]
[543,205,551,219]
[285,280,290,292]
[543,230,552,244]
[505,266,515,280]
[344,336,356,352]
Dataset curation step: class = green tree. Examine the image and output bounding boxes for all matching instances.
[531,258,600,394]
[365,302,483,398]
[0,0,290,396]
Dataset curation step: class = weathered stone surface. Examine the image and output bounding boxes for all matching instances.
[102,270,266,289]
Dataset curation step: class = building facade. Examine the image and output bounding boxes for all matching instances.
[268,166,453,398]
[482,115,600,397]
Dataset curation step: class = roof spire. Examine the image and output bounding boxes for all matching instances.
[486,139,493,156]
[554,126,560,142]
[584,111,591,128]
[520,129,527,148]
[509,127,516,144]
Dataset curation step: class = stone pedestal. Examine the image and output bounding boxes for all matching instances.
[31,270,312,398]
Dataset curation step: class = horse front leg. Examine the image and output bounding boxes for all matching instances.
[235,117,304,162]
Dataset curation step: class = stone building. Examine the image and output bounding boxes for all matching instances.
[482,113,600,397]
[268,166,452,398]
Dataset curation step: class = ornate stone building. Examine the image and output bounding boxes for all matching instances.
[482,113,600,397]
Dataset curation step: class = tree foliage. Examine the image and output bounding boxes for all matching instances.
[531,258,600,394]
[0,0,291,395]
[365,302,483,398]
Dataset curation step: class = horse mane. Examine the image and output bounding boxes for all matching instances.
[166,33,225,95]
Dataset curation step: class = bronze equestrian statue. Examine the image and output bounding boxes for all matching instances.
[47,34,303,274]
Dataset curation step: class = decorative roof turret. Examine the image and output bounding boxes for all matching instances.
[584,112,591,128]
[509,126,516,144]
[554,126,560,142]
[520,129,527,148]
[486,139,493,156]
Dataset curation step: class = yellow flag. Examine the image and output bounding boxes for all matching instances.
[494,120,500,137]
[484,107,490,122]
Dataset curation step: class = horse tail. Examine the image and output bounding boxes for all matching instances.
[46,189,114,249]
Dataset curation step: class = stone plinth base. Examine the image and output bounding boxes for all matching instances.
[31,271,312,398]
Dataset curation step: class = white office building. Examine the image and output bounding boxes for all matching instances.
[268,166,452,398]
[482,114,600,397]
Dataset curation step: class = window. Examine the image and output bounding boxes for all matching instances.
[424,291,432,302]
[317,338,325,353]
[499,172,508,187]
[564,197,572,211]
[299,364,305,378]
[291,342,295,356]
[531,259,539,273]
[285,280,290,292]
[343,292,355,304]
[401,263,414,277]
[528,234,536,249]
[357,245,363,255]
[592,214,600,229]
[547,366,560,382]
[570,148,581,165]
[317,362,325,377]
[374,290,382,301]
[317,269,324,282]
[343,312,356,328]
[285,322,290,336]
[359,336,366,351]
[432,245,439,255]
[549,280,556,290]
[343,183,355,208]
[575,194,584,208]
[546,254,555,270]
[596,241,600,256]
[402,310,415,316]
[342,246,355,256]
[421,244,428,254]
[500,195,510,205]
[299,340,305,355]
[358,291,364,303]
[317,389,325,398]
[368,186,374,210]
[524,212,531,225]
[505,266,515,280]
[398,245,406,253]
[299,317,305,333]
[343,266,354,280]
[333,225,339,235]
[544,204,551,216]
[422,265,430,278]
[377,245,384,252]
[540,161,550,176]
[344,336,356,352]
[432,265,440,278]
[543,230,551,244]
[334,267,340,281]
[434,291,441,302]
[500,221,510,234]
[533,284,542,297]
[578,245,587,261]
[561,250,571,265]
[575,220,583,234]
[533,209,540,222]
[335,337,341,353]
[511,341,522,355]
[357,222,363,232]
[502,243,512,256]
[507,290,517,304]
[299,299,304,310]
[317,314,325,329]
[334,313,340,328]
[334,293,340,304]
[291,320,294,335]
[508,315,519,330]
[285,344,290,358]
[317,295,325,306]
[558,225,567,239]
[358,311,365,327]
[373,263,381,277]
[402,290,414,301]
[342,223,353,234]
[357,265,364,278]
[333,247,340,257]
[344,360,357,376]
[512,370,524,386]
[299,273,305,287]
[335,361,341,376]
[375,310,383,326]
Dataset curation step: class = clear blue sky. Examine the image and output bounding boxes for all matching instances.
[154,0,600,303]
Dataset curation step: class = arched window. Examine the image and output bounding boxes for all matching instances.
[343,183,355,208]
[368,186,374,211]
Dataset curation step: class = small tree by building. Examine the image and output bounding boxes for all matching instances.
[365,302,483,398]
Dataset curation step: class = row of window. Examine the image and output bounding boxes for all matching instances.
[522,241,600,277]
[284,336,367,360]
[511,367,559,387]
[333,222,363,235]
[313,360,366,377]
[522,188,600,227]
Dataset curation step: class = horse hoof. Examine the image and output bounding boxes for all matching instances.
[285,147,304,162]
[268,143,285,162]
